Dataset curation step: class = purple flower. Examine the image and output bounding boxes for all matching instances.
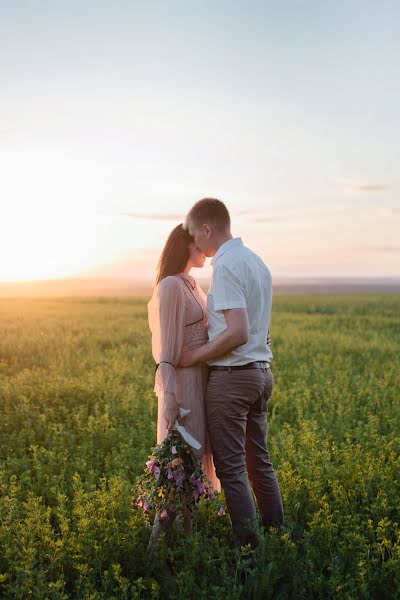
[171,445,177,454]
[167,469,174,480]
[174,465,186,486]
[189,476,204,494]
[218,507,226,517]
[143,503,151,511]
[154,466,161,480]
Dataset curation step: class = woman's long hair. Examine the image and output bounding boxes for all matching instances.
[155,223,195,285]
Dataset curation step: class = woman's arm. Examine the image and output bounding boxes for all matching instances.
[149,277,186,433]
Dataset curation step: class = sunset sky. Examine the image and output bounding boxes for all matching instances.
[1,1,399,283]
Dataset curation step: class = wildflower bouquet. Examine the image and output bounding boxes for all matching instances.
[132,427,225,524]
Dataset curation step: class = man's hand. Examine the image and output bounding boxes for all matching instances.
[179,348,200,368]
[179,308,250,367]
[163,392,180,434]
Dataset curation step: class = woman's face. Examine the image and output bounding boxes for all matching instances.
[188,241,206,268]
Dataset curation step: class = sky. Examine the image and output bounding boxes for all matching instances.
[1,0,399,283]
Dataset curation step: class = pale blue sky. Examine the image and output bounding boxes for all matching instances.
[1,1,399,281]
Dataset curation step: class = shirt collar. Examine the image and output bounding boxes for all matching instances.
[210,237,243,265]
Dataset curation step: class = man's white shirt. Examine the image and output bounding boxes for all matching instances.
[206,237,273,366]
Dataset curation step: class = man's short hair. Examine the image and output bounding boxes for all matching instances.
[187,198,230,231]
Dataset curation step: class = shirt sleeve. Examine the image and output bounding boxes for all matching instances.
[211,263,247,311]
[147,276,186,398]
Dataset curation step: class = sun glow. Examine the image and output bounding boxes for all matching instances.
[2,208,96,281]
[0,196,145,281]
[0,139,163,282]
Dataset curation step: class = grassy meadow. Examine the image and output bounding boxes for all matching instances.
[0,294,399,599]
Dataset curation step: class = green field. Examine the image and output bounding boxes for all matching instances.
[0,295,399,599]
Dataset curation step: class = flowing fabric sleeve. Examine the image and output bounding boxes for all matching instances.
[147,276,186,399]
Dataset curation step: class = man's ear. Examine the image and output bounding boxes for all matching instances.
[204,224,212,238]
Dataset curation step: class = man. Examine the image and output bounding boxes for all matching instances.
[180,197,284,550]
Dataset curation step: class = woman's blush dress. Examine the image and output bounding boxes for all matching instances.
[147,272,221,493]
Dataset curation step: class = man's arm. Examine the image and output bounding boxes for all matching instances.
[179,308,249,367]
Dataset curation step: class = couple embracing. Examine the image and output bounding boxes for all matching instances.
[147,198,284,553]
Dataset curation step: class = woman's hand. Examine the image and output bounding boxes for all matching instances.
[163,392,180,434]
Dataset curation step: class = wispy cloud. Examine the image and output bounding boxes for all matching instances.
[235,209,287,223]
[381,207,400,217]
[352,184,389,193]
[362,244,400,253]
[236,205,344,223]
[128,210,284,224]
[247,215,286,223]
[118,212,184,221]
[236,210,259,217]
[336,178,391,195]
[99,208,286,224]
[96,210,184,222]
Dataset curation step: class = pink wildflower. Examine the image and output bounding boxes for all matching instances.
[146,460,156,473]
[218,507,226,516]
[135,497,143,507]
[160,510,168,519]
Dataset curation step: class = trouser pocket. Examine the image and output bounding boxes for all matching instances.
[254,369,274,412]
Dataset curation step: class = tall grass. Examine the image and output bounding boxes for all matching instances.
[0,294,399,598]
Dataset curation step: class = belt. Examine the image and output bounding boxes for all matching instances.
[209,361,270,372]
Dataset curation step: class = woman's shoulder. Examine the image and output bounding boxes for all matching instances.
[158,275,182,288]
[149,275,180,300]
[155,275,186,298]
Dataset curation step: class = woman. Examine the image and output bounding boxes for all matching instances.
[146,223,221,554]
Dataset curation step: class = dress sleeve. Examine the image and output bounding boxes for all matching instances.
[147,276,186,398]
